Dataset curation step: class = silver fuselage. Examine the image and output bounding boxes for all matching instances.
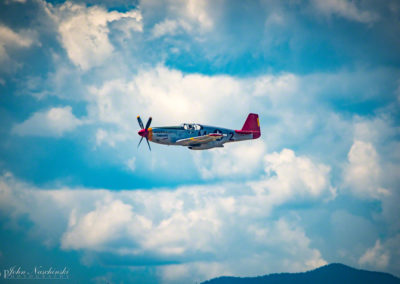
[149,124,253,150]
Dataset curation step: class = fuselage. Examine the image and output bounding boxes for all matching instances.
[146,123,253,150]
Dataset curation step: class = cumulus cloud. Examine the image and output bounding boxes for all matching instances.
[86,66,329,146]
[342,115,400,201]
[0,169,329,283]
[359,235,400,276]
[47,1,142,70]
[194,139,266,179]
[86,66,251,143]
[311,0,379,24]
[359,235,400,274]
[249,149,336,206]
[12,106,83,137]
[158,219,327,283]
[341,117,400,234]
[62,200,150,251]
[343,140,386,199]
[264,149,332,196]
[359,239,389,269]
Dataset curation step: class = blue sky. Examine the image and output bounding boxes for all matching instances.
[0,0,400,283]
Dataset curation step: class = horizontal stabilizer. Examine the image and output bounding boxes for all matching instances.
[235,130,254,135]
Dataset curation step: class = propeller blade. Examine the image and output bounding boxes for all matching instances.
[145,117,152,130]
[137,136,143,148]
[137,115,144,129]
[146,137,151,151]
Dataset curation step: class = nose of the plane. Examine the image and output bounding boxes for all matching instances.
[138,129,146,137]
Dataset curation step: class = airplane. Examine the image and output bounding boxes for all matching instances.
[137,113,261,150]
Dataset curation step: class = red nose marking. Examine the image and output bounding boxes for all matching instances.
[138,129,147,137]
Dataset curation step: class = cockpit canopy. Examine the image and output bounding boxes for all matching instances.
[182,123,202,130]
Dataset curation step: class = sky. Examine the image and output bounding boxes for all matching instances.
[0,0,400,283]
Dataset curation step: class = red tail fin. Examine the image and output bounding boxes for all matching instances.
[235,113,261,139]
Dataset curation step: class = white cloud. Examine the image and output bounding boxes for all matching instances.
[311,0,379,24]
[0,24,36,72]
[148,0,214,39]
[338,116,400,236]
[86,66,326,146]
[0,25,33,50]
[343,140,388,199]
[12,106,83,137]
[359,239,389,269]
[151,19,182,38]
[86,66,251,143]
[62,200,151,250]
[0,171,328,283]
[194,139,266,179]
[345,140,380,197]
[252,73,299,100]
[159,219,326,283]
[183,0,213,30]
[337,116,400,238]
[353,118,383,144]
[166,0,213,31]
[47,2,142,70]
[359,235,400,274]
[95,128,128,148]
[257,148,336,202]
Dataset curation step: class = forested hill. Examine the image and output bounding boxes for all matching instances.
[202,263,400,284]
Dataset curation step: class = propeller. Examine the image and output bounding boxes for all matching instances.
[145,117,152,129]
[146,137,151,151]
[137,115,152,151]
[137,115,144,129]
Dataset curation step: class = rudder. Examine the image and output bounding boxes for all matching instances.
[241,113,261,139]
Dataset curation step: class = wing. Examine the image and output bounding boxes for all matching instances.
[175,133,224,146]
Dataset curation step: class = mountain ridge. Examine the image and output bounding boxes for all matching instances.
[201,263,400,284]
